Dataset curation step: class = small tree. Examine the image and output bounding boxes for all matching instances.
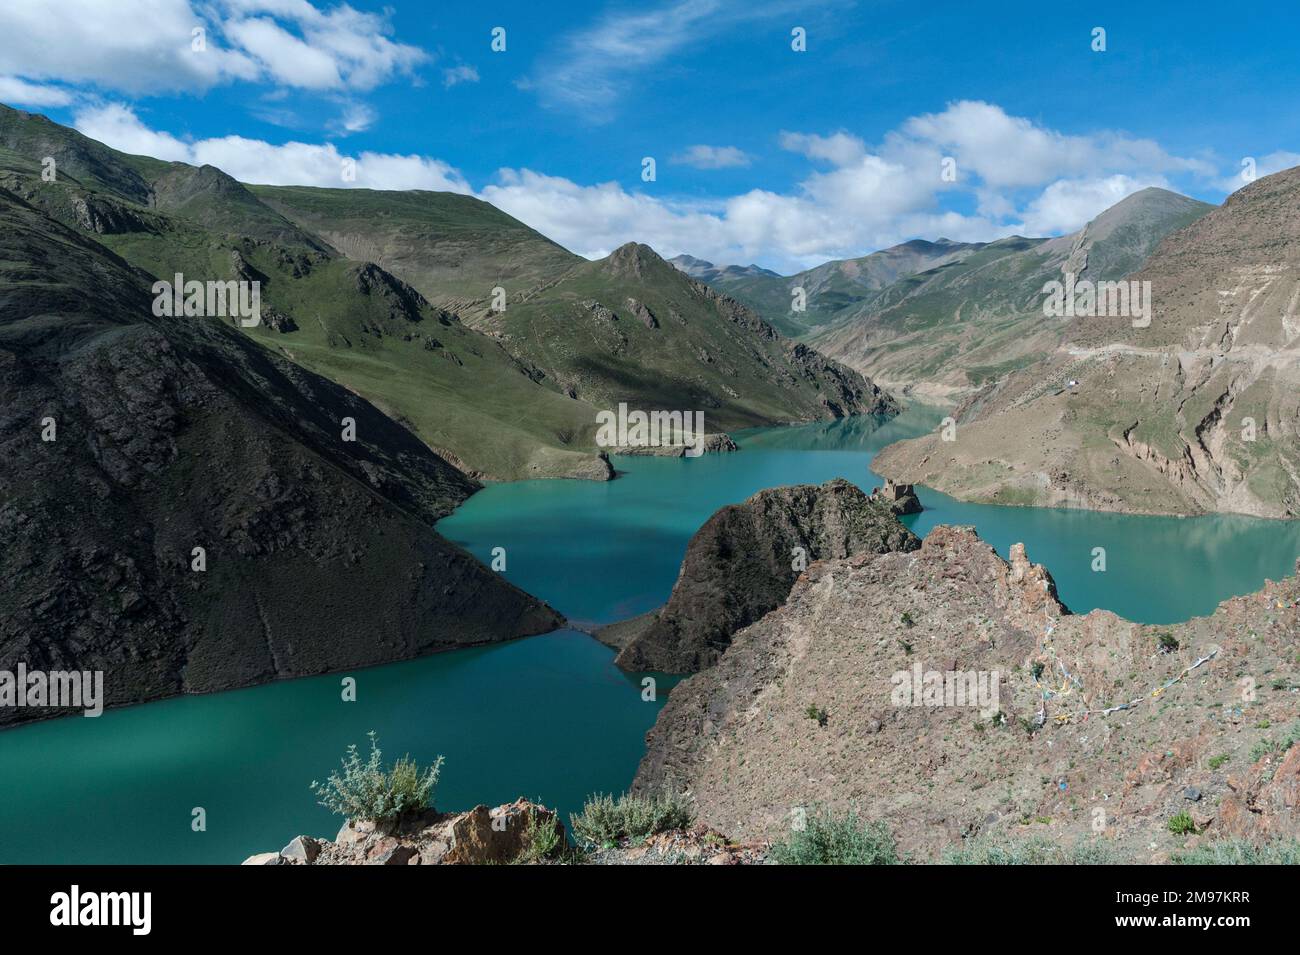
[310,732,443,824]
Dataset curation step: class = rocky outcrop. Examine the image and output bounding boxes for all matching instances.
[871,478,922,515]
[601,479,920,672]
[609,432,738,457]
[635,524,1300,861]
[245,799,768,865]
[245,800,566,865]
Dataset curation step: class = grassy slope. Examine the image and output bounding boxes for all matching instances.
[250,184,579,314]
[474,242,892,431]
[96,225,610,481]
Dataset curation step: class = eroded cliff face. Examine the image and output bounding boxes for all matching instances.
[636,525,1300,861]
[0,189,562,727]
[599,479,919,673]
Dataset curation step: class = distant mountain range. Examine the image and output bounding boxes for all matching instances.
[671,239,983,339]
[676,189,1213,403]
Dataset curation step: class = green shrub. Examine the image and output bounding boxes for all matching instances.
[310,732,443,824]
[570,791,694,848]
[1248,720,1300,762]
[1208,754,1230,770]
[1249,738,1277,761]
[1157,631,1179,653]
[1167,811,1197,836]
[805,704,829,727]
[769,806,898,865]
[1172,839,1300,865]
[942,835,1117,865]
[512,810,566,865]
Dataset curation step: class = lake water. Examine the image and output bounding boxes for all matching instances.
[3,407,1298,863]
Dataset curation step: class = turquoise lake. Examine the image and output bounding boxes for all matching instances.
[3,406,1299,863]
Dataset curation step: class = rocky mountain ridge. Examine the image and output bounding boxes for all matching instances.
[873,170,1300,517]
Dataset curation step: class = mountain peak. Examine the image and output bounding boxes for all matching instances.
[600,241,668,279]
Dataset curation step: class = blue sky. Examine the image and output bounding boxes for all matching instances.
[2,0,1297,272]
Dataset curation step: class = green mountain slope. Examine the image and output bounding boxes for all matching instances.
[472,242,898,430]
[0,104,896,481]
[250,184,580,317]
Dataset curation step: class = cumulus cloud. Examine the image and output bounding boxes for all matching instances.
[899,100,1213,189]
[74,103,470,192]
[779,131,866,166]
[0,0,425,96]
[1015,175,1166,235]
[0,76,76,107]
[481,102,1227,270]
[670,145,750,169]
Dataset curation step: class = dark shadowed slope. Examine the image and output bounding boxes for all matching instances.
[0,186,561,726]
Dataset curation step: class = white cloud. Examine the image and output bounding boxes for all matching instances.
[1218,151,1300,193]
[0,76,76,107]
[0,0,425,96]
[899,100,1213,189]
[532,0,809,122]
[443,65,480,89]
[73,103,193,162]
[74,103,470,192]
[1015,175,1165,235]
[67,98,1224,274]
[221,3,426,91]
[779,131,865,166]
[482,102,1221,270]
[671,145,750,169]
[481,167,1005,270]
[334,102,377,134]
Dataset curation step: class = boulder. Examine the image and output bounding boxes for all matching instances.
[280,835,321,864]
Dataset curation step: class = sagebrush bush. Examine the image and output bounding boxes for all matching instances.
[769,806,898,865]
[942,834,1118,865]
[310,732,443,824]
[1167,810,1197,835]
[512,810,566,865]
[569,791,694,847]
[1172,839,1300,865]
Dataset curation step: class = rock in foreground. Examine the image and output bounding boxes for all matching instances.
[244,800,767,865]
[244,800,565,866]
[636,524,1300,862]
